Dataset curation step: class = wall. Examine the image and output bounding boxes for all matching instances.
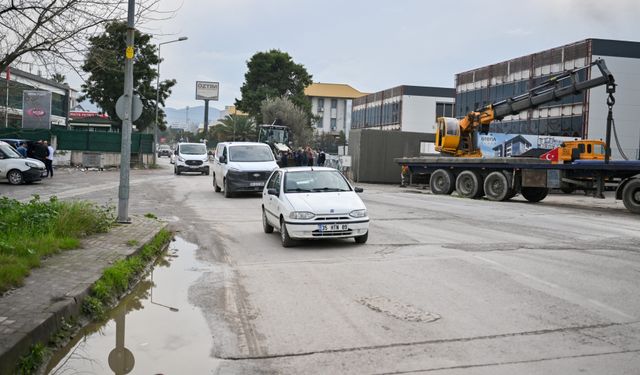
[588,55,640,159]
[350,129,434,183]
[401,95,455,133]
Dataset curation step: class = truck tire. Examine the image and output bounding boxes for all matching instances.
[430,169,455,195]
[484,171,510,201]
[455,170,483,198]
[521,187,549,203]
[621,179,640,214]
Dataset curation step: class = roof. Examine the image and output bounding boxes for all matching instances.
[304,83,367,99]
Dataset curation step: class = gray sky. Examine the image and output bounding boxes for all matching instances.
[109,0,640,110]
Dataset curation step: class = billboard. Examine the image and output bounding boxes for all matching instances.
[22,90,52,129]
[478,133,575,157]
[195,81,219,100]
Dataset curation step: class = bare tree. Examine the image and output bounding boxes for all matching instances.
[0,0,173,75]
[261,96,314,147]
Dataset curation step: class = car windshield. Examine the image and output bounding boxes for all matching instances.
[229,145,274,162]
[159,145,170,150]
[0,143,22,159]
[180,144,207,155]
[284,170,352,193]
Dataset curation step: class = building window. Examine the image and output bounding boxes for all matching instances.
[330,118,337,131]
[331,99,337,109]
[435,102,455,121]
[317,98,324,112]
[316,116,323,128]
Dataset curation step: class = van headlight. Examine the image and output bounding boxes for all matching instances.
[289,211,315,220]
[349,209,367,218]
[25,161,39,168]
[178,156,185,162]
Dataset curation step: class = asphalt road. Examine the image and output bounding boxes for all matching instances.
[4,158,640,374]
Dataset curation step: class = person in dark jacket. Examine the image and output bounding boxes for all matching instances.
[317,150,326,166]
[33,140,48,163]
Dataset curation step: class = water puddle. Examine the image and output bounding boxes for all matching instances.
[46,237,219,374]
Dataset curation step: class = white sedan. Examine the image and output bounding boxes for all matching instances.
[261,167,369,247]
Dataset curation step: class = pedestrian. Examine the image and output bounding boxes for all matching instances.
[400,165,409,187]
[16,142,28,158]
[317,150,326,166]
[294,148,303,166]
[301,147,308,166]
[33,140,48,165]
[280,150,289,167]
[44,140,54,178]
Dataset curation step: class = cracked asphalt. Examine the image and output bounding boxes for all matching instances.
[3,159,640,374]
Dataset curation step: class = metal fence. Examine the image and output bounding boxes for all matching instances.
[0,128,153,153]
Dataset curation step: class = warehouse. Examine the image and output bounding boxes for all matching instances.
[455,38,640,159]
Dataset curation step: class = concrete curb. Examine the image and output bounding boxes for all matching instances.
[0,216,168,375]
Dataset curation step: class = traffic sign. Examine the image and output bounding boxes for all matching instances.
[115,94,143,121]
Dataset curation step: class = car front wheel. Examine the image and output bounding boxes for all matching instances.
[7,169,24,185]
[224,178,233,198]
[280,218,294,247]
[354,231,368,244]
[262,208,274,233]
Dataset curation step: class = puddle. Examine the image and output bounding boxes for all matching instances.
[46,237,219,374]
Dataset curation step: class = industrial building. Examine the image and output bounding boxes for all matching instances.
[351,85,455,135]
[455,38,640,159]
[304,83,366,138]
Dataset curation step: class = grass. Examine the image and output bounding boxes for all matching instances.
[17,343,47,375]
[83,229,172,320]
[0,196,115,294]
[126,239,139,247]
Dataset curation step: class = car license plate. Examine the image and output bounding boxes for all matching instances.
[250,182,264,187]
[318,224,348,232]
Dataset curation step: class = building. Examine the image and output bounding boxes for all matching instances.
[351,85,456,135]
[455,38,640,159]
[0,67,77,128]
[304,83,366,137]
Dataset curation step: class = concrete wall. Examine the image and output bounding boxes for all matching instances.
[589,55,640,159]
[54,150,153,168]
[350,129,434,183]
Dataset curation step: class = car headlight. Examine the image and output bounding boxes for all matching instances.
[228,167,241,173]
[289,211,316,220]
[349,209,367,218]
[25,161,39,168]
[178,156,185,162]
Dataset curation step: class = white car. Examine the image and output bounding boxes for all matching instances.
[261,167,369,247]
[213,142,279,198]
[174,142,209,175]
[0,140,46,184]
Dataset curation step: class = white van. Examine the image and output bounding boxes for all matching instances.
[173,142,210,175]
[212,142,278,197]
[0,140,46,184]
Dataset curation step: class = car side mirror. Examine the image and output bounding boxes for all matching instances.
[354,187,364,193]
[267,188,278,196]
[219,155,226,163]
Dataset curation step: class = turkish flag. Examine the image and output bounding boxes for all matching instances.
[540,148,559,162]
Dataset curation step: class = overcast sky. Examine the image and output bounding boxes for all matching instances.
[81,0,640,110]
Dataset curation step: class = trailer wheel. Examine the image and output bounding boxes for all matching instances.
[455,170,483,198]
[430,169,455,195]
[484,171,510,201]
[521,187,549,203]
[560,185,575,194]
[621,179,640,214]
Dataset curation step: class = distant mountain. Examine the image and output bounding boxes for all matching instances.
[165,106,222,127]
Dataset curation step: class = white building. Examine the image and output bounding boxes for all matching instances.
[351,85,456,134]
[304,83,366,138]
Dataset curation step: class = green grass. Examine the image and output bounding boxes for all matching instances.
[83,229,172,320]
[17,343,47,375]
[126,239,139,247]
[0,196,114,294]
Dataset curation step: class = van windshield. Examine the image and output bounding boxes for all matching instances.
[229,145,274,162]
[180,144,207,155]
[0,143,22,159]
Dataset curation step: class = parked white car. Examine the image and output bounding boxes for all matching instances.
[0,140,46,184]
[213,142,279,198]
[261,167,369,247]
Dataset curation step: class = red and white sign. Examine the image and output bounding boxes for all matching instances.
[69,111,109,119]
[540,147,560,162]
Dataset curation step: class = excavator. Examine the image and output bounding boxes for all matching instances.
[435,58,616,160]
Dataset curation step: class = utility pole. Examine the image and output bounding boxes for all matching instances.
[4,66,9,128]
[117,0,135,223]
[203,99,209,137]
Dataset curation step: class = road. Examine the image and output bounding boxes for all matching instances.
[4,158,640,374]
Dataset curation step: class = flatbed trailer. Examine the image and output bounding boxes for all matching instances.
[395,156,640,214]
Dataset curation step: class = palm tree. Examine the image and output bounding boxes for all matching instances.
[215,115,256,142]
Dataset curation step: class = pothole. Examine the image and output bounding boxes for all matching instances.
[358,296,440,323]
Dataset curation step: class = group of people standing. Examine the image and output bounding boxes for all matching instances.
[279,146,326,168]
[16,140,54,178]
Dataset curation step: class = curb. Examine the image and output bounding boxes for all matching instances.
[0,217,168,375]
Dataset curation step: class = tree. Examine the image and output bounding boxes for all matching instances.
[214,115,257,142]
[261,96,313,147]
[0,0,166,74]
[51,73,66,84]
[235,50,313,124]
[80,21,175,131]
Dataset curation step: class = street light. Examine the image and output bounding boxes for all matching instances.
[154,36,188,165]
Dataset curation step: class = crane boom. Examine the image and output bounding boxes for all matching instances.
[436,59,615,157]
